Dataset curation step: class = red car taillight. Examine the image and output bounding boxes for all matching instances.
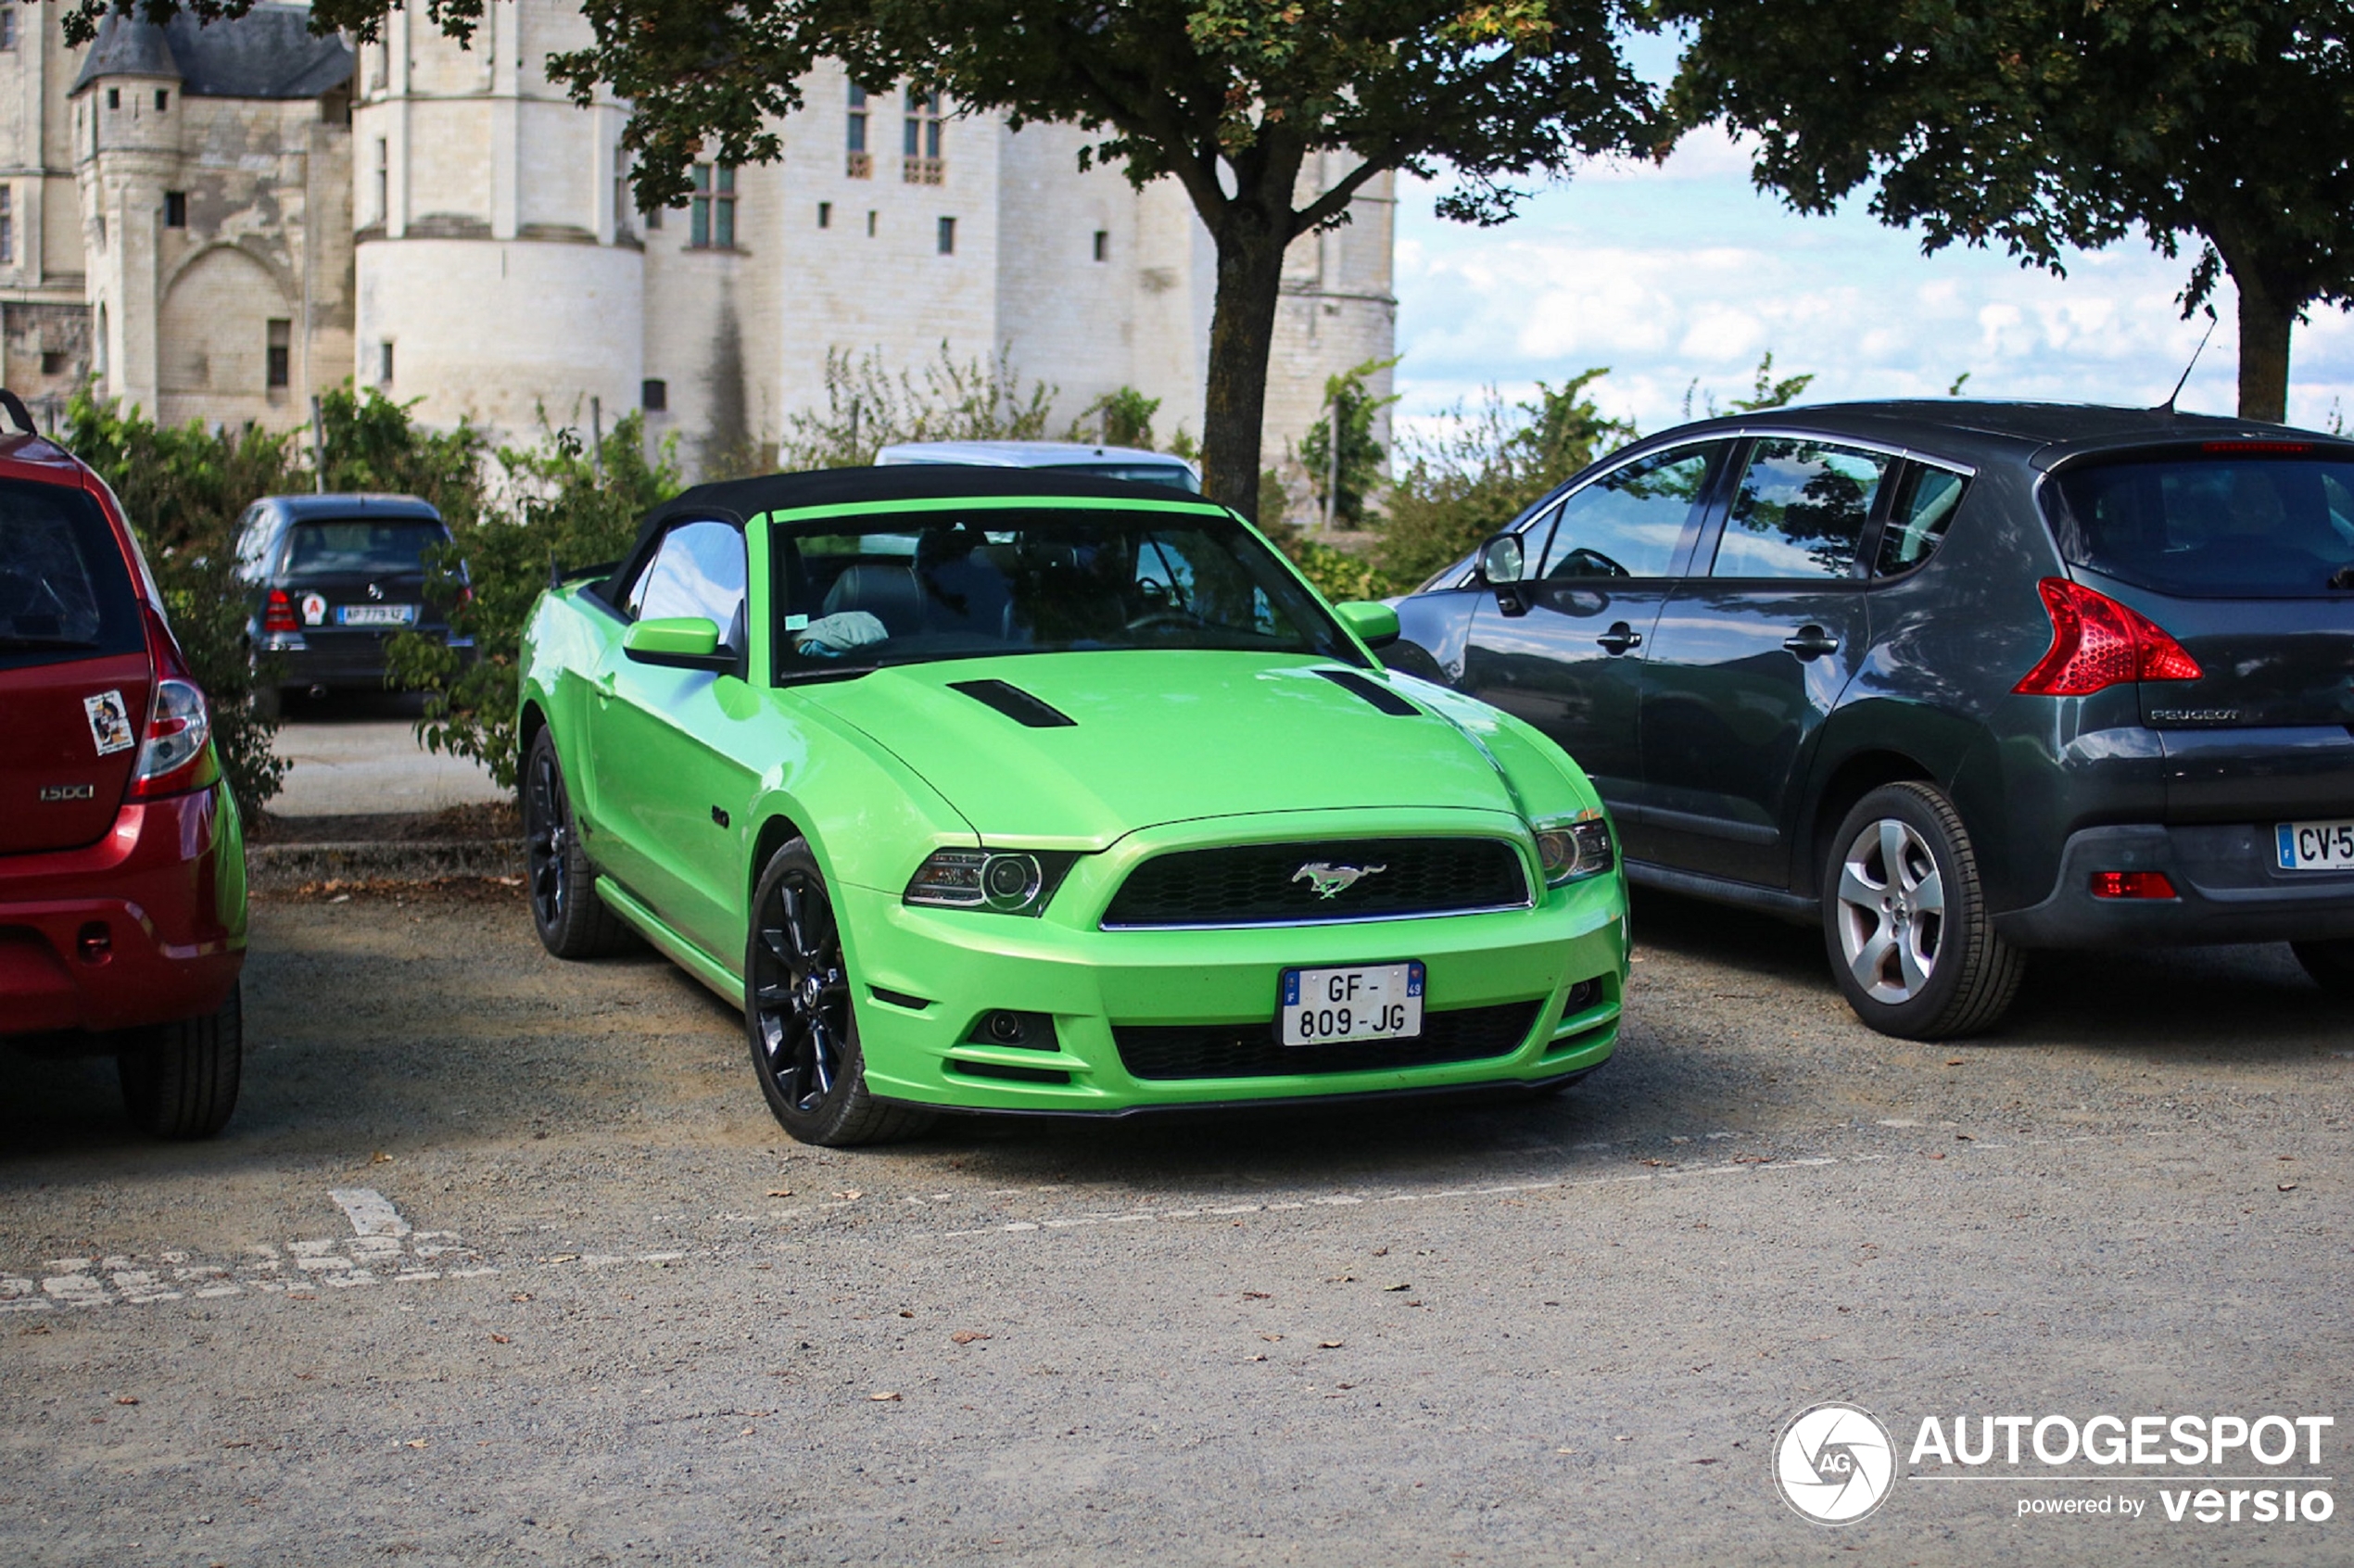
[2013,577,2202,697]
[262,588,298,634]
[129,606,219,801]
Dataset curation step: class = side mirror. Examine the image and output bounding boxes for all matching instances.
[623,615,735,672]
[1478,533,1526,586]
[1332,600,1399,650]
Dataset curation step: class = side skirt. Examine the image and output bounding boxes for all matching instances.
[1623,858,1818,925]
[593,875,745,1011]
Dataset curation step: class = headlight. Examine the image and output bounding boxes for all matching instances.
[904,848,1074,916]
[1533,814,1614,887]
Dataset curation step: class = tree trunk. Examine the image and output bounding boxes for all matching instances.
[1198,209,1295,520]
[2233,269,2296,424]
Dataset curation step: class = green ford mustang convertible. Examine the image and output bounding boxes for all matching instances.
[517,467,1628,1144]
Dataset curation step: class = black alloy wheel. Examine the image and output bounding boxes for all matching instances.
[523,727,633,959]
[746,839,932,1146]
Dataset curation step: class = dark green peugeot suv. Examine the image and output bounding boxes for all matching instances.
[1391,402,2354,1039]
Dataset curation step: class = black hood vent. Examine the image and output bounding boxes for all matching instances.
[950,678,1076,728]
[1315,666,1422,716]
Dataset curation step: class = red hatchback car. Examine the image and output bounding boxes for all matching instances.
[0,395,246,1137]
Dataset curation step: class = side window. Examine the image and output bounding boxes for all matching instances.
[1539,444,1722,580]
[626,520,748,646]
[1714,438,1893,580]
[1874,463,1968,576]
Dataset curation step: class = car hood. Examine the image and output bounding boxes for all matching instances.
[796,651,1525,845]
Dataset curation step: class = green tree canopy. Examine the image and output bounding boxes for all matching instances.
[69,0,1657,517]
[1664,0,2354,422]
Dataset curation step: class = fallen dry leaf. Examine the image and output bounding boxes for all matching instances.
[1259,1333,1284,1342]
[1690,1457,1719,1465]
[766,1189,793,1198]
[834,1190,864,1201]
[404,1439,427,1449]
[1317,1340,1344,1349]
[898,1310,916,1319]
[489,1334,511,1345]
[950,1331,991,1346]
[114,1397,139,1406]
[868,1391,902,1402]
[1945,1058,1967,1067]
[1370,1246,1389,1257]
[548,1254,580,1264]
[510,1293,533,1303]
[1241,1290,1272,1300]
[2279,1182,2299,1192]
[1383,1283,1411,1292]
[740,1426,755,1436]
[1246,1354,1267,1362]
[371,1151,394,1164]
[1323,1274,1357,1283]
[1928,1152,1946,1160]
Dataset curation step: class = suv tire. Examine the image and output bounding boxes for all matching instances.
[2290,939,2354,997]
[746,839,933,1146]
[119,982,243,1139]
[1822,781,2023,1040]
[524,727,636,959]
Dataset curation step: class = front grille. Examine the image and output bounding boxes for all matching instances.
[1113,1000,1544,1081]
[1101,838,1528,928]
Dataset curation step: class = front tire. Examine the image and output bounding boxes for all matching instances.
[523,727,634,959]
[1822,781,2022,1040]
[2291,939,2354,996]
[119,982,243,1139]
[746,839,932,1147]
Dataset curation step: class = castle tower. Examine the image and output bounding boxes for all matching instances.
[351,0,639,436]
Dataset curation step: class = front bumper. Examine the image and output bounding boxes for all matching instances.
[1995,822,2354,948]
[837,838,1628,1114]
[0,784,247,1040]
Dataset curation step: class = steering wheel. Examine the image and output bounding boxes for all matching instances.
[1552,547,1630,579]
[1124,609,1203,634]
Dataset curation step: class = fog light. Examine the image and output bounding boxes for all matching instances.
[76,922,112,964]
[2090,870,2177,900]
[968,1009,1057,1050]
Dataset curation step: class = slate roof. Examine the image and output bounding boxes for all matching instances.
[73,5,353,99]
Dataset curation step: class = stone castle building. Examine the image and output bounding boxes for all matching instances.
[0,2,1395,479]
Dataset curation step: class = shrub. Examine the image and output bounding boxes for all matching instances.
[1069,386,1161,449]
[386,412,681,790]
[1297,357,1401,529]
[777,343,1058,470]
[58,386,303,821]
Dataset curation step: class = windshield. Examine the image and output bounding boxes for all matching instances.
[2045,455,2354,598]
[773,507,1354,677]
[284,519,449,578]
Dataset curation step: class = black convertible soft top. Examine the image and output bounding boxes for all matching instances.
[641,464,1222,535]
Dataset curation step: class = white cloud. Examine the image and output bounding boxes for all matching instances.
[1393,154,2354,437]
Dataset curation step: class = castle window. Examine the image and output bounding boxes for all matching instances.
[379,341,394,386]
[866,210,877,237]
[0,187,13,266]
[904,90,943,183]
[642,378,667,413]
[1,11,19,51]
[156,89,169,112]
[1093,230,1108,263]
[266,320,291,390]
[846,85,870,179]
[41,351,64,376]
[164,191,187,228]
[108,88,120,111]
[373,139,388,225]
[689,162,735,249]
[817,201,831,230]
[937,216,956,256]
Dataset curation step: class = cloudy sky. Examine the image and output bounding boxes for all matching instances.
[1391,131,2354,443]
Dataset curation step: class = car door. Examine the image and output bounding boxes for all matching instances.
[1461,441,1731,836]
[585,517,761,961]
[1637,436,1894,888]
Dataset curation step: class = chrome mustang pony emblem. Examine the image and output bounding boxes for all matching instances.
[1292,861,1386,900]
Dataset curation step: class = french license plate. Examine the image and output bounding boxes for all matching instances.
[336,603,417,626]
[1279,961,1424,1046]
[2276,819,2354,871]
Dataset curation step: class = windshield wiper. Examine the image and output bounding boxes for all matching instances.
[0,633,99,651]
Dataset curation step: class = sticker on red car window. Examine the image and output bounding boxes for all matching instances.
[84,689,135,756]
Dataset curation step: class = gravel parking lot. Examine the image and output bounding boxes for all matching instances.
[3,885,2346,1565]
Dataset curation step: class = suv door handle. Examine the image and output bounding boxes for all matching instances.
[1782,626,1840,659]
[1595,622,1643,655]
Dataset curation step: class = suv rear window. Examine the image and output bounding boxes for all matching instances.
[0,478,145,671]
[284,519,449,577]
[2045,454,2354,598]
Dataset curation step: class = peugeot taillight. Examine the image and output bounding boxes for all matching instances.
[2013,578,2202,697]
[263,588,298,634]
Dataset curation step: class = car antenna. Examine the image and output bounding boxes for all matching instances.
[2158,307,2218,414]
